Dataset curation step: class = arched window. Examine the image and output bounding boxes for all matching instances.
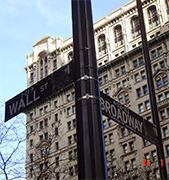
[131,16,140,39]
[68,52,73,62]
[98,35,107,57]
[114,25,123,48]
[148,6,159,29]
[40,59,43,66]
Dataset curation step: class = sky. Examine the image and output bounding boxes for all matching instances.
[0,0,130,119]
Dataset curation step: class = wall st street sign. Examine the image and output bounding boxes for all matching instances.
[5,61,74,122]
[100,91,159,145]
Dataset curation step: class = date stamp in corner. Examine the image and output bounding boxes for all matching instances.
[143,159,164,166]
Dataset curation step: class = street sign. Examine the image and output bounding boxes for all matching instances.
[100,91,159,145]
[5,61,74,122]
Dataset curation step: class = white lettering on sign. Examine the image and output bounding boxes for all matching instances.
[8,82,48,116]
[101,98,143,133]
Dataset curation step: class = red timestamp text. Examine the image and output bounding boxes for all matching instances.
[143,159,164,166]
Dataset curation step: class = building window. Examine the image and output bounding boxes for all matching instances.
[129,141,134,151]
[145,153,150,160]
[67,94,71,102]
[44,106,48,113]
[123,144,128,154]
[30,126,33,134]
[121,128,126,137]
[141,70,146,79]
[125,161,130,171]
[145,101,150,110]
[74,134,77,143]
[119,97,123,104]
[53,59,57,68]
[30,140,33,148]
[98,35,107,57]
[158,94,163,101]
[158,47,163,56]
[103,120,106,129]
[54,100,58,108]
[142,85,147,95]
[156,79,162,88]
[68,52,73,62]
[117,82,121,89]
[123,79,127,88]
[40,68,43,78]
[73,119,76,128]
[139,56,144,65]
[55,127,59,136]
[163,127,169,137]
[68,136,72,145]
[143,139,148,147]
[104,74,108,83]
[160,60,165,69]
[45,132,48,140]
[40,134,43,141]
[135,73,140,82]
[166,145,169,155]
[121,66,126,74]
[137,88,142,97]
[56,142,59,150]
[72,105,75,114]
[99,78,103,86]
[45,118,48,127]
[165,91,169,98]
[108,119,113,127]
[160,110,166,120]
[125,94,129,104]
[40,108,43,116]
[163,76,168,85]
[30,168,33,177]
[109,133,113,143]
[69,151,73,160]
[110,149,115,160]
[151,150,157,161]
[72,91,75,100]
[55,113,58,122]
[133,59,138,68]
[67,107,71,116]
[131,16,140,39]
[114,25,123,47]
[30,153,33,162]
[151,50,157,59]
[68,121,71,130]
[45,66,48,75]
[104,136,108,145]
[30,72,34,81]
[75,164,78,175]
[56,172,59,180]
[147,116,152,123]
[148,6,159,29]
[154,168,160,179]
[56,157,59,167]
[139,103,144,113]
[41,149,44,157]
[40,164,44,172]
[40,121,43,129]
[105,88,109,96]
[69,167,74,176]
[132,158,137,169]
[115,69,120,77]
[30,113,33,120]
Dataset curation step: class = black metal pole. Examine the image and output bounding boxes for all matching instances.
[136,0,168,179]
[71,0,107,179]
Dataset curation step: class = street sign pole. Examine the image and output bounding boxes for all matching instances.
[136,0,168,179]
[71,0,107,179]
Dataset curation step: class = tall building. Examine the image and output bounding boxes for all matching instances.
[24,0,169,179]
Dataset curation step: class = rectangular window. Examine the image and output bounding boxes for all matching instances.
[139,103,144,113]
[145,101,150,110]
[123,144,128,154]
[145,153,150,160]
[160,60,165,68]
[40,108,43,116]
[73,119,76,128]
[30,126,33,134]
[163,76,168,85]
[165,91,169,98]
[55,127,58,136]
[41,149,44,157]
[74,134,77,143]
[135,73,140,82]
[157,47,163,56]
[30,113,33,120]
[72,91,75,100]
[166,145,169,155]
[121,66,126,74]
[56,142,59,150]
[30,154,33,162]
[45,118,48,127]
[125,94,129,104]
[69,151,73,160]
[103,120,106,129]
[53,59,57,68]
[163,127,169,137]
[151,150,157,161]
[105,88,109,96]
[67,107,71,116]
[141,70,146,79]
[117,82,121,89]
[44,106,48,113]
[160,110,166,120]
[68,136,72,145]
[143,85,148,94]
[137,88,142,97]
[104,74,108,83]
[104,136,108,145]
[115,69,120,77]
[55,113,58,122]
[67,94,71,102]
[119,97,123,104]
[157,79,162,87]
[143,139,148,146]
[109,133,113,143]
[123,80,127,87]
[132,158,136,169]
[108,119,113,126]
[45,66,48,75]
[69,167,73,176]
[99,78,103,86]
[133,60,138,68]
[158,94,163,101]
[30,140,33,148]
[45,132,48,140]
[129,141,134,151]
[110,149,115,160]
[151,50,156,59]
[56,157,59,166]
[72,105,75,114]
[125,161,130,171]
[139,56,144,65]
[121,128,126,137]
[68,121,71,130]
[55,100,58,108]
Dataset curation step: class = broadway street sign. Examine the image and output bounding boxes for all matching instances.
[5,61,74,122]
[100,91,159,145]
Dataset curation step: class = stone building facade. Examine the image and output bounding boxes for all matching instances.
[24,0,169,179]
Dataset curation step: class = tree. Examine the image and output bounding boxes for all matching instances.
[0,103,26,180]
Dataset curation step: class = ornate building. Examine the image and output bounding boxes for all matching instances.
[24,0,169,179]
